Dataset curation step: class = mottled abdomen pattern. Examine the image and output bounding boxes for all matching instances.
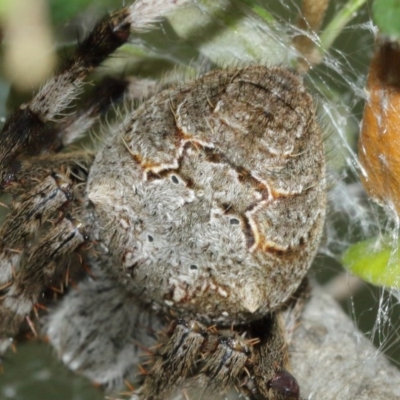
[87,66,326,324]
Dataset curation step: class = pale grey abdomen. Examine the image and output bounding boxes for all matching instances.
[87,66,326,325]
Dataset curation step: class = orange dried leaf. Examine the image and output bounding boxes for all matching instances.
[359,40,400,214]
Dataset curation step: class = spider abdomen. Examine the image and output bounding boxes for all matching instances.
[87,66,326,325]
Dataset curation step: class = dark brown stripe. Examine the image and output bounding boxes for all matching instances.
[62,8,131,74]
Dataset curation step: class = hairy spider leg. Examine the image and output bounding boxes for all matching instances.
[134,320,209,399]
[2,74,157,195]
[0,214,87,353]
[181,331,251,398]
[5,152,95,196]
[135,314,298,400]
[47,274,165,389]
[0,0,186,356]
[0,174,72,284]
[0,0,187,185]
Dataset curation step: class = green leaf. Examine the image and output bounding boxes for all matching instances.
[373,0,400,39]
[343,237,400,288]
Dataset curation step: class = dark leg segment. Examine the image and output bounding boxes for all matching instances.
[244,314,299,400]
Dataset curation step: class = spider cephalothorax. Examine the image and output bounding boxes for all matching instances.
[0,1,325,399]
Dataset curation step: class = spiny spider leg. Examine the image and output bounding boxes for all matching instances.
[0,174,72,283]
[0,0,187,184]
[1,76,128,192]
[4,151,95,195]
[136,320,208,399]
[183,333,251,399]
[2,75,159,193]
[0,214,87,352]
[137,316,295,400]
